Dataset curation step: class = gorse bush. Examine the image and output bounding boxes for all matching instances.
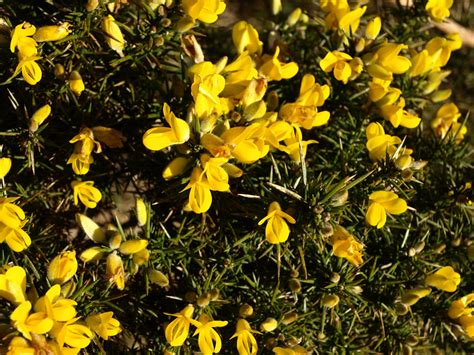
[0,0,473,353]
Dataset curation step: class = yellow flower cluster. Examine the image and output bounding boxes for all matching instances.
[143,21,331,215]
[0,265,121,353]
[77,211,150,290]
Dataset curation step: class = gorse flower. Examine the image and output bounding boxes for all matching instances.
[106,252,125,290]
[330,226,364,266]
[231,319,259,355]
[71,180,102,209]
[0,266,27,305]
[102,15,125,55]
[10,301,53,340]
[320,51,362,84]
[47,251,78,285]
[182,167,213,214]
[189,314,228,354]
[182,0,226,24]
[425,0,453,22]
[0,197,31,252]
[29,104,51,132]
[365,122,401,162]
[258,201,296,244]
[33,23,71,42]
[143,103,190,151]
[0,157,12,179]
[69,70,85,96]
[365,191,408,228]
[86,312,122,340]
[259,46,299,81]
[164,304,194,346]
[232,21,262,55]
[34,284,77,322]
[425,266,461,292]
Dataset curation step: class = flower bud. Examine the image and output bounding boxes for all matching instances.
[69,70,85,96]
[395,302,409,315]
[133,248,150,265]
[260,317,278,332]
[330,272,341,284]
[239,304,253,318]
[149,270,169,287]
[30,104,51,132]
[197,292,211,308]
[210,288,220,300]
[48,251,78,284]
[287,8,302,26]
[282,311,298,325]
[33,23,71,42]
[86,0,99,11]
[119,240,148,255]
[288,278,301,293]
[102,15,125,55]
[322,294,340,308]
[80,247,105,263]
[184,291,197,303]
[365,17,381,40]
[272,0,282,15]
[54,64,65,78]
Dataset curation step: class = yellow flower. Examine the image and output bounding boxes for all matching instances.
[50,317,93,349]
[10,301,53,341]
[162,157,192,180]
[68,71,85,96]
[365,43,411,80]
[0,157,12,179]
[258,201,296,244]
[135,197,148,226]
[431,102,462,139]
[279,74,331,129]
[14,55,42,85]
[119,239,148,255]
[260,317,278,333]
[426,0,453,22]
[164,304,194,346]
[365,191,408,229]
[322,294,340,308]
[30,104,51,132]
[0,266,27,305]
[102,15,125,54]
[220,123,270,164]
[7,336,36,355]
[330,226,364,266]
[232,21,262,55]
[259,46,299,81]
[75,213,106,243]
[0,222,32,252]
[0,197,26,229]
[80,247,106,263]
[71,180,102,209]
[182,0,226,24]
[106,252,125,290]
[400,287,432,306]
[34,284,77,322]
[458,315,474,337]
[425,266,461,292]
[338,6,366,34]
[189,314,228,354]
[201,154,230,192]
[191,73,226,119]
[448,293,474,319]
[143,103,190,151]
[425,36,460,70]
[10,22,37,56]
[182,167,213,214]
[365,122,401,162]
[48,251,78,285]
[279,125,316,162]
[230,319,259,355]
[365,16,381,40]
[379,97,421,129]
[33,23,71,42]
[320,51,360,84]
[67,153,93,175]
[86,312,122,340]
